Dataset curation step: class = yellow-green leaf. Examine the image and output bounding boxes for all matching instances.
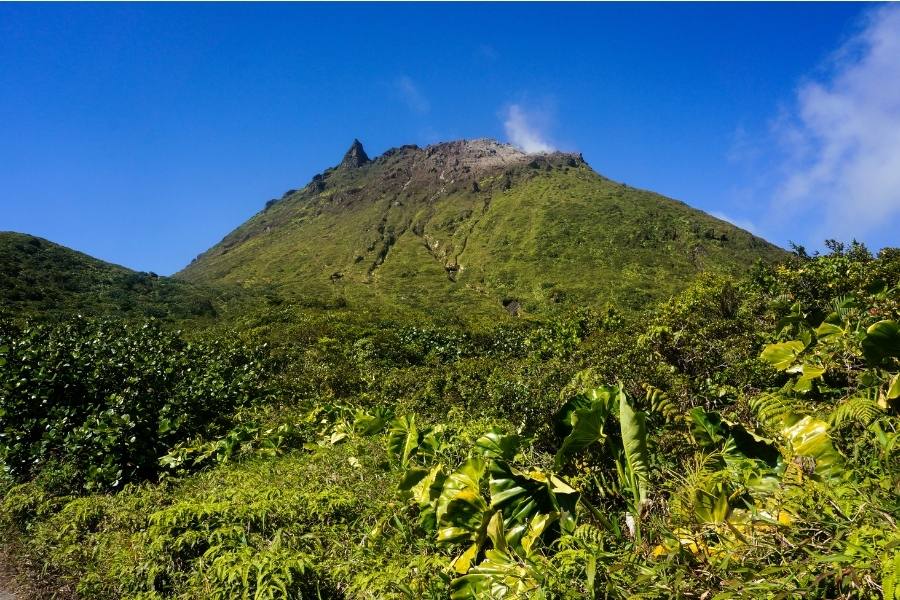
[887,373,900,401]
[782,415,843,479]
[815,322,844,339]
[450,542,479,574]
[485,511,506,553]
[760,341,806,371]
[794,364,826,392]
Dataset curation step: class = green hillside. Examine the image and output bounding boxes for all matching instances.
[178,139,785,321]
[0,232,221,320]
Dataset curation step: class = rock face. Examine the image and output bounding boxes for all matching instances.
[340,139,370,168]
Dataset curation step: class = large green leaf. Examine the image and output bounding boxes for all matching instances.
[555,384,618,433]
[554,393,616,468]
[437,456,489,544]
[686,476,732,524]
[815,321,845,340]
[399,463,447,532]
[887,373,900,401]
[485,510,508,554]
[449,547,543,600]
[688,407,726,447]
[725,425,781,468]
[400,463,446,504]
[489,461,578,542]
[398,466,429,492]
[781,415,843,479]
[449,541,480,576]
[790,363,826,393]
[434,458,495,574]
[688,406,781,467]
[475,429,520,461]
[760,340,806,371]
[862,320,900,365]
[353,407,393,435]
[690,407,779,467]
[619,394,650,507]
[439,493,490,544]
[387,415,419,468]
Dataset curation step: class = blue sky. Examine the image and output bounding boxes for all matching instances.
[2,3,898,274]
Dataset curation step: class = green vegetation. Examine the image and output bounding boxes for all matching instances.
[2,242,897,598]
[0,232,226,321]
[177,141,784,322]
[0,319,270,491]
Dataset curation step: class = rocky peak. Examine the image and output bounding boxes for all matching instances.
[340,139,370,168]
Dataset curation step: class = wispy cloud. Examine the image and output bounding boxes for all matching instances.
[727,124,762,165]
[476,43,499,62]
[711,211,757,235]
[395,76,430,114]
[503,104,555,154]
[771,6,900,241]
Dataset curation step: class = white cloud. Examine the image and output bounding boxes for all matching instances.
[503,104,555,154]
[773,6,900,241]
[395,76,430,114]
[711,211,757,235]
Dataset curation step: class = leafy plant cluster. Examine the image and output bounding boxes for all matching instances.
[0,318,271,491]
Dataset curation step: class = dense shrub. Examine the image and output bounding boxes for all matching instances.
[0,318,270,491]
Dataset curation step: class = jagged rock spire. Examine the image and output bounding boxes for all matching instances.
[340,139,369,168]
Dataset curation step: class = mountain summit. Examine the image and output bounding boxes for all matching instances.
[177,138,784,320]
[340,139,370,168]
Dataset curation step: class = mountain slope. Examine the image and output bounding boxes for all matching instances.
[178,139,785,320]
[0,232,219,320]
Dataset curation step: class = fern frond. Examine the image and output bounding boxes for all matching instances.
[780,459,807,486]
[829,393,883,428]
[645,385,680,423]
[667,451,731,525]
[574,523,605,546]
[749,393,798,432]
[830,294,857,320]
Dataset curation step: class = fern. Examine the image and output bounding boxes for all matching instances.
[749,393,799,432]
[829,393,883,428]
[573,523,605,546]
[667,452,732,526]
[646,385,680,424]
[830,295,857,320]
[199,534,312,600]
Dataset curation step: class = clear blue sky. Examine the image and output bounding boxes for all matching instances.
[3,3,898,275]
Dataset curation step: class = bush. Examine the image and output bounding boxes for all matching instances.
[0,317,271,491]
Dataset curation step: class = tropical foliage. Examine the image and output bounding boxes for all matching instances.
[1,242,898,598]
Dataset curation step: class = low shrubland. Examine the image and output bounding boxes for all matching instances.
[1,243,898,598]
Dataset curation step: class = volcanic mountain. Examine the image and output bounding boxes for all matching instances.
[177,139,784,321]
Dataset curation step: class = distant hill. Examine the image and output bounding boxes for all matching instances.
[177,139,786,321]
[0,232,219,320]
